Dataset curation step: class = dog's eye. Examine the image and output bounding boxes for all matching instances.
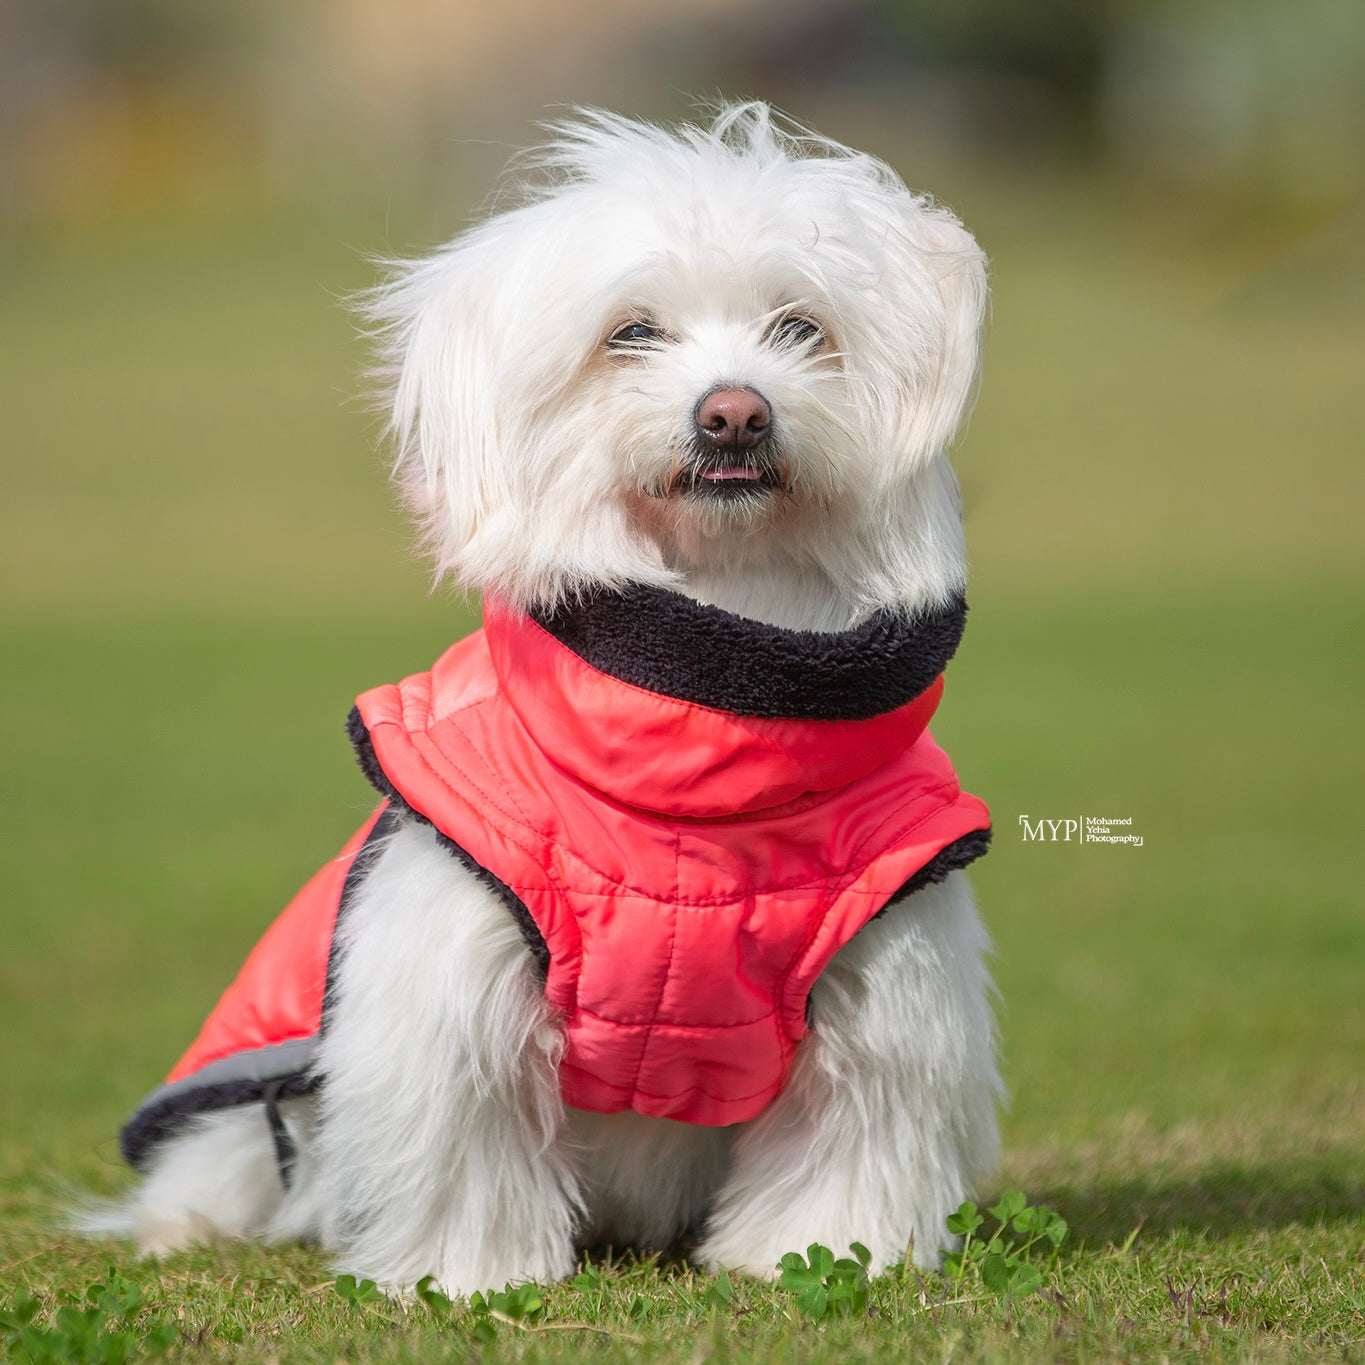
[608,320,664,350]
[770,314,824,351]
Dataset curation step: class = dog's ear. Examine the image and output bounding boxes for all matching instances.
[362,233,525,590]
[362,223,666,609]
[819,197,982,614]
[849,201,987,610]
[893,208,988,471]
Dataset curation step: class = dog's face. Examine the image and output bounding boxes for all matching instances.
[368,105,986,619]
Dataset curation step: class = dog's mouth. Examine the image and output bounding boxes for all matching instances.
[662,447,791,502]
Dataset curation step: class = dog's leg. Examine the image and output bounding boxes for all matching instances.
[695,872,1000,1276]
[77,1100,313,1252]
[315,820,580,1295]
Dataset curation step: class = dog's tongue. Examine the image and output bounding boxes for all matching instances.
[702,466,762,482]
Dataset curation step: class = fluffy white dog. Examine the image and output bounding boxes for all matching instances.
[92,103,1000,1294]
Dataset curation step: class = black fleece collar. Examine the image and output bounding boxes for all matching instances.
[527,586,968,721]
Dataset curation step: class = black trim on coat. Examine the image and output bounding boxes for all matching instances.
[263,1078,299,1191]
[320,802,403,1029]
[120,1048,319,1172]
[877,826,993,915]
[346,707,551,978]
[805,826,993,1028]
[527,586,968,720]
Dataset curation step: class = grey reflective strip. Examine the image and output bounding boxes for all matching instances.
[129,1037,319,1118]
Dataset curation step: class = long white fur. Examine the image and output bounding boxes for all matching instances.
[365,102,985,629]
[86,102,1000,1292]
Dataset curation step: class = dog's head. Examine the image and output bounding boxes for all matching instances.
[365,103,986,623]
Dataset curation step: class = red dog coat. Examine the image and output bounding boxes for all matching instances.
[123,589,989,1168]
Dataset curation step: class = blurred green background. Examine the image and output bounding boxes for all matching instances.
[2,0,1361,1244]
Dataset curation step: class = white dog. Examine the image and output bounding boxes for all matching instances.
[92,103,1000,1294]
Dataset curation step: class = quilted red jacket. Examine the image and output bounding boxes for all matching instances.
[122,588,990,1169]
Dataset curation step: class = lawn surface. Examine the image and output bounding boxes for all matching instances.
[2,181,1361,1359]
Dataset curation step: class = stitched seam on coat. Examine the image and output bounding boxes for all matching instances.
[370,712,967,903]
[557,1059,784,1107]
[572,1001,778,1030]
[627,831,683,1103]
[772,783,979,1035]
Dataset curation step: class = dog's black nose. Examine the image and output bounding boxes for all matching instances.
[694,387,772,451]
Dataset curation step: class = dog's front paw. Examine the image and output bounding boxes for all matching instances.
[695,1251,782,1282]
[697,1221,944,1279]
[337,1245,574,1305]
[377,1270,554,1305]
[693,1228,793,1281]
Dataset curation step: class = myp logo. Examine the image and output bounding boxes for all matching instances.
[1018,813,1144,847]
[1018,815,1079,842]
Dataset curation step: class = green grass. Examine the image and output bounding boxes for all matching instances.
[2,192,1362,1359]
